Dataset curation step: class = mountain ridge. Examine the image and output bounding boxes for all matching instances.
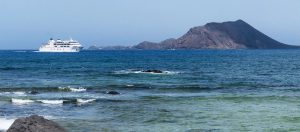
[134,20,298,49]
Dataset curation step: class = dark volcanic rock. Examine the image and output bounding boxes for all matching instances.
[142,70,163,73]
[106,91,120,95]
[134,20,298,49]
[7,115,66,132]
[134,41,163,49]
[27,91,39,95]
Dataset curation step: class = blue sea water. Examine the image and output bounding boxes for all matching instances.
[1,50,300,131]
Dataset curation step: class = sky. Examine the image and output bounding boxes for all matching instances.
[0,0,300,49]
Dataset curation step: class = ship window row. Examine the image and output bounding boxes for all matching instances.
[54,46,69,47]
[54,44,71,45]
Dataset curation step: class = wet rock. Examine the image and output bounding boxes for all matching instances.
[142,70,163,73]
[7,115,66,132]
[106,91,120,95]
[27,91,39,95]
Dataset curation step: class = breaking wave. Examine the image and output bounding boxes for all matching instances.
[0,92,26,96]
[11,98,34,104]
[58,86,87,92]
[114,69,180,75]
[37,100,65,104]
[10,98,98,105]
[76,99,96,104]
[12,92,26,95]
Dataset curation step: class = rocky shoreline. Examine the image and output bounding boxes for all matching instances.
[7,115,66,132]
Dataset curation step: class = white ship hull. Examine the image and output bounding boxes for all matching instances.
[39,47,81,52]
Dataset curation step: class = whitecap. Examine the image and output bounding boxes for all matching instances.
[114,69,180,75]
[39,115,55,120]
[0,118,15,131]
[12,92,26,95]
[58,86,67,90]
[162,71,180,75]
[11,98,34,104]
[69,87,86,92]
[126,84,134,87]
[1,92,26,96]
[76,99,96,104]
[133,71,143,74]
[38,100,64,104]
[114,69,142,74]
[0,92,10,95]
[141,70,180,75]
[58,86,86,92]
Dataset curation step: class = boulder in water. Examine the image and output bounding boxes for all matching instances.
[7,115,66,132]
[27,91,39,95]
[106,91,120,95]
[142,70,163,73]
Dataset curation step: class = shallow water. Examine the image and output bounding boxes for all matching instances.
[1,50,300,131]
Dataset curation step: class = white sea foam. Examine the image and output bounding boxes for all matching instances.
[58,86,67,90]
[1,92,26,96]
[146,71,179,74]
[114,69,180,75]
[40,115,55,120]
[38,100,64,104]
[11,98,34,104]
[69,87,86,92]
[114,69,141,74]
[12,92,26,95]
[76,99,96,104]
[126,84,134,87]
[162,71,180,74]
[0,118,15,131]
[59,86,86,92]
[0,92,10,95]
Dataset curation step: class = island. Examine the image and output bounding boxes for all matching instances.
[88,20,299,50]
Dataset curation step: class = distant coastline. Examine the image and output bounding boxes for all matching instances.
[88,20,299,50]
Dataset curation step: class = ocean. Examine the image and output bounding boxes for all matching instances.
[1,50,300,131]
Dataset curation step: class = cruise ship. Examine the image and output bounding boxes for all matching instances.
[39,38,83,52]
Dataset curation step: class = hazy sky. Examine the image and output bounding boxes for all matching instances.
[0,0,300,49]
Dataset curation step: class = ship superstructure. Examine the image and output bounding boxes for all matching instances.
[39,38,83,52]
